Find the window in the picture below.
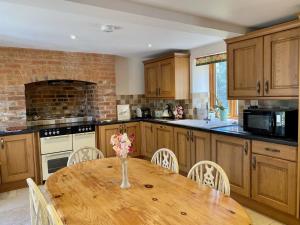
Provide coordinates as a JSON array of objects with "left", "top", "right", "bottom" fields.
[{"left": 209, "top": 61, "right": 238, "bottom": 119}]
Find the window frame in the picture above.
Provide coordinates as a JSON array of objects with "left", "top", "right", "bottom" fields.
[{"left": 209, "top": 62, "right": 238, "bottom": 119}]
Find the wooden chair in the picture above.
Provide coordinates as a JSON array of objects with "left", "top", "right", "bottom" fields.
[
  {"left": 67, "top": 146, "right": 105, "bottom": 166},
  {"left": 47, "top": 204, "right": 64, "bottom": 225},
  {"left": 187, "top": 160, "right": 230, "bottom": 196},
  {"left": 151, "top": 148, "right": 179, "bottom": 173},
  {"left": 26, "top": 178, "right": 49, "bottom": 225}
]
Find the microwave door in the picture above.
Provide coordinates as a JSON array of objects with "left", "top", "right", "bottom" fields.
[{"left": 245, "top": 113, "right": 273, "bottom": 135}]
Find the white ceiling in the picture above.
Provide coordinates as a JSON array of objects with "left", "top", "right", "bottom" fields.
[
  {"left": 129, "top": 0, "right": 300, "bottom": 27},
  {"left": 0, "top": 0, "right": 298, "bottom": 58}
]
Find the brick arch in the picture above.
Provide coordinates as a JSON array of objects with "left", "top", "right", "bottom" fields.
[{"left": 0, "top": 47, "right": 117, "bottom": 127}]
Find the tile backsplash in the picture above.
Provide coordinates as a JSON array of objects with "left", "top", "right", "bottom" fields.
[{"left": 116, "top": 95, "right": 193, "bottom": 118}]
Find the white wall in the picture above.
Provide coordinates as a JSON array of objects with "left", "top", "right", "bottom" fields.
[{"left": 115, "top": 56, "right": 144, "bottom": 95}]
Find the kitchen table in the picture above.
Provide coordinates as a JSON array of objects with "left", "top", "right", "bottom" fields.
[{"left": 46, "top": 158, "right": 251, "bottom": 225}]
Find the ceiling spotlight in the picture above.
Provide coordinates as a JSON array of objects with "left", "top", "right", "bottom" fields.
[
  {"left": 70, "top": 34, "right": 77, "bottom": 40},
  {"left": 100, "top": 24, "right": 121, "bottom": 33},
  {"left": 148, "top": 43, "right": 152, "bottom": 48}
]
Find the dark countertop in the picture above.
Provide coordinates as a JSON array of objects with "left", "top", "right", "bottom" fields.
[{"left": 0, "top": 118, "right": 297, "bottom": 147}]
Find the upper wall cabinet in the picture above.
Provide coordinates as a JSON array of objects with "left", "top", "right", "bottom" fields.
[
  {"left": 226, "top": 20, "right": 300, "bottom": 99},
  {"left": 144, "top": 53, "right": 190, "bottom": 99}
]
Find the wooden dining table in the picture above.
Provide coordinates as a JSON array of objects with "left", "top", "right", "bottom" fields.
[{"left": 46, "top": 158, "right": 251, "bottom": 225}]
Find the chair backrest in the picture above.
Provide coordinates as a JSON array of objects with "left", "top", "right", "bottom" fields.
[
  {"left": 47, "top": 204, "right": 64, "bottom": 225},
  {"left": 187, "top": 160, "right": 230, "bottom": 196},
  {"left": 67, "top": 146, "right": 105, "bottom": 166},
  {"left": 151, "top": 148, "right": 179, "bottom": 173},
  {"left": 26, "top": 178, "right": 49, "bottom": 225}
]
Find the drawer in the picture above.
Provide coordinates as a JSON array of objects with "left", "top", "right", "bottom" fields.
[{"left": 252, "top": 141, "right": 297, "bottom": 161}]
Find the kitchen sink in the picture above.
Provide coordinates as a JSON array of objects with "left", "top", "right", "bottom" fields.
[{"left": 167, "top": 119, "right": 236, "bottom": 129}]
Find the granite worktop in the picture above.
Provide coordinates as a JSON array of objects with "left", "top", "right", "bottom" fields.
[{"left": 0, "top": 118, "right": 297, "bottom": 146}]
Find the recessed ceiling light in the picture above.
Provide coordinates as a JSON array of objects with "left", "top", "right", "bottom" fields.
[
  {"left": 148, "top": 43, "right": 152, "bottom": 48},
  {"left": 100, "top": 24, "right": 121, "bottom": 33},
  {"left": 70, "top": 34, "right": 77, "bottom": 40}
]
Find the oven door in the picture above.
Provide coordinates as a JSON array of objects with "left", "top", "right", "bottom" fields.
[
  {"left": 72, "top": 132, "right": 96, "bottom": 151},
  {"left": 243, "top": 110, "right": 274, "bottom": 135},
  {"left": 42, "top": 151, "right": 72, "bottom": 180}
]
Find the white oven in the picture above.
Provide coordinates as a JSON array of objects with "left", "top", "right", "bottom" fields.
[
  {"left": 41, "top": 150, "right": 72, "bottom": 180},
  {"left": 40, "top": 127, "right": 73, "bottom": 180}
]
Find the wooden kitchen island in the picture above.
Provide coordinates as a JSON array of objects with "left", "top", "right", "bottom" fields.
[{"left": 46, "top": 158, "right": 251, "bottom": 225}]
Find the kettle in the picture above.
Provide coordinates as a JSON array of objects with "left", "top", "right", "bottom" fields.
[{"left": 136, "top": 108, "right": 142, "bottom": 118}]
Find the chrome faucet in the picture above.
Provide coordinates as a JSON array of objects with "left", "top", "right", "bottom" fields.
[{"left": 203, "top": 102, "right": 210, "bottom": 123}]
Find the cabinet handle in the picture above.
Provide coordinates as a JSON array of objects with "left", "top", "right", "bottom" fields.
[
  {"left": 244, "top": 141, "right": 248, "bottom": 155},
  {"left": 265, "top": 80, "right": 269, "bottom": 94},
  {"left": 0, "top": 139, "right": 4, "bottom": 149},
  {"left": 158, "top": 88, "right": 161, "bottom": 96},
  {"left": 190, "top": 131, "right": 194, "bottom": 142},
  {"left": 252, "top": 156, "right": 256, "bottom": 170},
  {"left": 265, "top": 147, "right": 280, "bottom": 153},
  {"left": 256, "top": 80, "right": 260, "bottom": 94},
  {"left": 187, "top": 131, "right": 190, "bottom": 141}
]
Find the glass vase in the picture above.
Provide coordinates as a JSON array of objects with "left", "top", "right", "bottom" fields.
[{"left": 120, "top": 157, "right": 130, "bottom": 189}]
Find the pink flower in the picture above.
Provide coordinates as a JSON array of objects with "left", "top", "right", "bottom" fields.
[{"left": 110, "top": 132, "right": 135, "bottom": 158}]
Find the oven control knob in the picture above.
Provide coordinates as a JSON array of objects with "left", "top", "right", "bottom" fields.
[
  {"left": 49, "top": 132, "right": 52, "bottom": 135},
  {"left": 89, "top": 127, "right": 92, "bottom": 130},
  {"left": 79, "top": 128, "right": 81, "bottom": 132},
  {"left": 53, "top": 131, "right": 56, "bottom": 135},
  {"left": 45, "top": 132, "right": 48, "bottom": 136},
  {"left": 82, "top": 128, "right": 85, "bottom": 131},
  {"left": 57, "top": 130, "right": 60, "bottom": 134}
]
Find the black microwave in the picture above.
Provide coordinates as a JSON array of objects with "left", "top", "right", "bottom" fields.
[{"left": 243, "top": 109, "right": 298, "bottom": 139}]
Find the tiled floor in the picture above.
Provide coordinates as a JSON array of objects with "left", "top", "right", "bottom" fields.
[{"left": 0, "top": 188, "right": 286, "bottom": 225}]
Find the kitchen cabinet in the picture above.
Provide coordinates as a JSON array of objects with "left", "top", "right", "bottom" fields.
[
  {"left": 153, "top": 124, "right": 174, "bottom": 152},
  {"left": 264, "top": 28, "right": 300, "bottom": 97},
  {"left": 143, "top": 53, "right": 190, "bottom": 99},
  {"left": 227, "top": 37, "right": 264, "bottom": 98},
  {"left": 0, "top": 134, "right": 35, "bottom": 184},
  {"left": 144, "top": 62, "right": 159, "bottom": 98},
  {"left": 99, "top": 124, "right": 121, "bottom": 157},
  {"left": 141, "top": 122, "right": 155, "bottom": 158},
  {"left": 174, "top": 128, "right": 211, "bottom": 173},
  {"left": 226, "top": 20, "right": 300, "bottom": 99},
  {"left": 251, "top": 140, "right": 297, "bottom": 215},
  {"left": 211, "top": 134, "right": 251, "bottom": 197},
  {"left": 125, "top": 122, "right": 141, "bottom": 157},
  {"left": 252, "top": 154, "right": 297, "bottom": 215},
  {"left": 99, "top": 123, "right": 141, "bottom": 158}
]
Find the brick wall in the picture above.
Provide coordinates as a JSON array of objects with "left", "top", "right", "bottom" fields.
[
  {"left": 25, "top": 80, "right": 97, "bottom": 120},
  {"left": 0, "top": 47, "right": 116, "bottom": 128}
]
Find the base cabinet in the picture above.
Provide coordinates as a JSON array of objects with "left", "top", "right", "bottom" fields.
[
  {"left": 252, "top": 154, "right": 297, "bottom": 216},
  {"left": 211, "top": 134, "right": 250, "bottom": 197},
  {"left": 153, "top": 124, "right": 174, "bottom": 151},
  {"left": 0, "top": 134, "right": 35, "bottom": 186},
  {"left": 125, "top": 122, "right": 141, "bottom": 157},
  {"left": 174, "top": 128, "right": 211, "bottom": 173},
  {"left": 99, "top": 123, "right": 141, "bottom": 157},
  {"left": 141, "top": 122, "right": 155, "bottom": 158}
]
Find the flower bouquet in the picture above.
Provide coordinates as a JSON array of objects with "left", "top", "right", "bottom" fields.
[{"left": 110, "top": 132, "right": 134, "bottom": 189}]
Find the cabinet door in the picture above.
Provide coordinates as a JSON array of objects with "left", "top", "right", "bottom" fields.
[
  {"left": 125, "top": 122, "right": 141, "bottom": 157},
  {"left": 228, "top": 37, "right": 264, "bottom": 98},
  {"left": 100, "top": 124, "right": 122, "bottom": 157},
  {"left": 144, "top": 62, "right": 159, "bottom": 97},
  {"left": 141, "top": 122, "right": 155, "bottom": 158},
  {"left": 190, "top": 130, "right": 211, "bottom": 166},
  {"left": 158, "top": 58, "right": 175, "bottom": 98},
  {"left": 264, "top": 28, "right": 300, "bottom": 97},
  {"left": 211, "top": 134, "right": 250, "bottom": 197},
  {"left": 153, "top": 124, "right": 174, "bottom": 152},
  {"left": 252, "top": 154, "right": 297, "bottom": 215},
  {"left": 174, "top": 127, "right": 191, "bottom": 173},
  {"left": 0, "top": 134, "right": 35, "bottom": 183}
]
